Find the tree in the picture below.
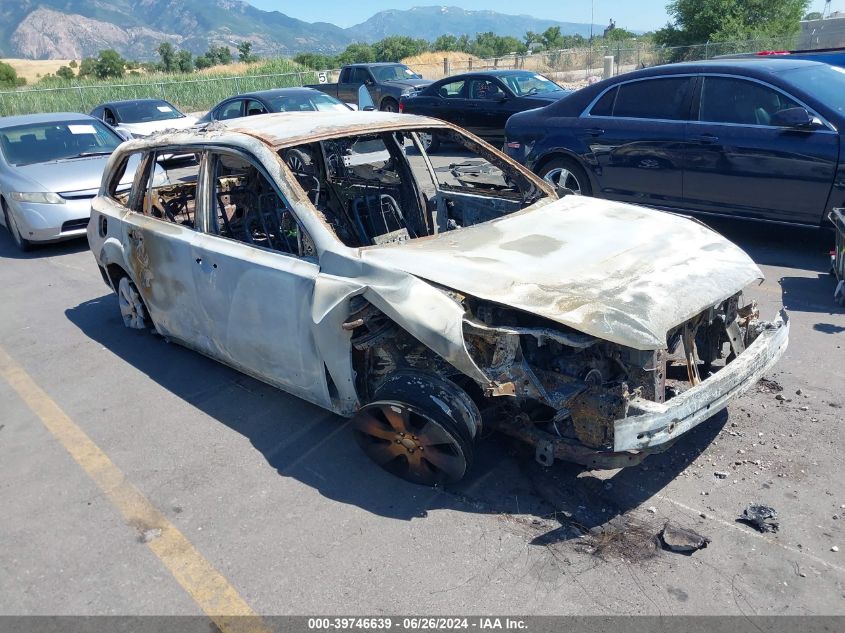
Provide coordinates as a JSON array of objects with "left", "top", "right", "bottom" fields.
[
  {"left": 94, "top": 49, "right": 125, "bottom": 78},
  {"left": 804, "top": 11, "right": 823, "bottom": 20},
  {"left": 373, "top": 36, "right": 429, "bottom": 62},
  {"left": 0, "top": 61, "right": 25, "bottom": 88},
  {"left": 56, "top": 65, "right": 75, "bottom": 80},
  {"left": 471, "top": 32, "right": 525, "bottom": 58},
  {"left": 175, "top": 49, "right": 193, "bottom": 73},
  {"left": 69, "top": 60, "right": 77, "bottom": 68},
  {"left": 237, "top": 41, "right": 257, "bottom": 63},
  {"left": 293, "top": 52, "right": 337, "bottom": 69},
  {"left": 77, "top": 57, "right": 97, "bottom": 78},
  {"left": 541, "top": 26, "right": 564, "bottom": 50},
  {"left": 655, "top": 0, "right": 810, "bottom": 47},
  {"left": 157, "top": 42, "right": 177, "bottom": 71},
  {"left": 336, "top": 42, "right": 375, "bottom": 65},
  {"left": 432, "top": 34, "right": 461, "bottom": 52},
  {"left": 604, "top": 27, "right": 636, "bottom": 41}
]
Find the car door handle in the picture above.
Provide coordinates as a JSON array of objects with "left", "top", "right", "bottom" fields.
[
  {"left": 692, "top": 134, "right": 719, "bottom": 143},
  {"left": 583, "top": 127, "right": 604, "bottom": 136}
]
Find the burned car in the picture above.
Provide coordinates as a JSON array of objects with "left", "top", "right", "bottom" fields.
[{"left": 88, "top": 111, "right": 789, "bottom": 485}]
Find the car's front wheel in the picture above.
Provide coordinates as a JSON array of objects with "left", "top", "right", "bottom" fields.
[
  {"left": 380, "top": 98, "right": 399, "bottom": 113},
  {"left": 351, "top": 371, "right": 480, "bottom": 486},
  {"left": 2, "top": 201, "right": 32, "bottom": 252},
  {"left": 539, "top": 157, "right": 591, "bottom": 196}
]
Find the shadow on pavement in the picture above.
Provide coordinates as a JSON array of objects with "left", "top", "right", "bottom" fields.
[
  {"left": 66, "top": 293, "right": 727, "bottom": 541},
  {"left": 0, "top": 228, "right": 89, "bottom": 260}
]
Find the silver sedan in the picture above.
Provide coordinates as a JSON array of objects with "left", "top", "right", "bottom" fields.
[{"left": 0, "top": 112, "right": 125, "bottom": 251}]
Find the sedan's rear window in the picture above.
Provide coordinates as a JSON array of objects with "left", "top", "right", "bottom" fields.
[{"left": 612, "top": 78, "right": 692, "bottom": 120}]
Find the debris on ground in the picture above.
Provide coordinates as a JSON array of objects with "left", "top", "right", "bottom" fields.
[
  {"left": 715, "top": 471, "right": 729, "bottom": 479},
  {"left": 738, "top": 504, "right": 780, "bottom": 533},
  {"left": 578, "top": 515, "right": 661, "bottom": 562},
  {"left": 660, "top": 522, "right": 710, "bottom": 554},
  {"left": 832, "top": 546, "right": 840, "bottom": 552},
  {"left": 757, "top": 378, "right": 783, "bottom": 393}
]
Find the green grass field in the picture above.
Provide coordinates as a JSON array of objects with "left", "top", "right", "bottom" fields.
[{"left": 0, "top": 59, "right": 322, "bottom": 117}]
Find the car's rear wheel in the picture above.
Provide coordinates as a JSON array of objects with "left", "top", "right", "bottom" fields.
[
  {"left": 2, "top": 202, "right": 32, "bottom": 252},
  {"left": 380, "top": 98, "right": 399, "bottom": 113},
  {"left": 539, "top": 157, "right": 591, "bottom": 196},
  {"left": 351, "top": 371, "right": 479, "bottom": 486},
  {"left": 117, "top": 276, "right": 149, "bottom": 329}
]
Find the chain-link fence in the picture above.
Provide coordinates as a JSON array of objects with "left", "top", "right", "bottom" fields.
[
  {"left": 0, "top": 36, "right": 807, "bottom": 117},
  {"left": 0, "top": 70, "right": 322, "bottom": 117},
  {"left": 410, "top": 36, "right": 802, "bottom": 85}
]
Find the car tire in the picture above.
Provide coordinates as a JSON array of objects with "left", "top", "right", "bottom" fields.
[
  {"left": 419, "top": 132, "right": 440, "bottom": 153},
  {"left": 283, "top": 148, "right": 313, "bottom": 174},
  {"left": 2, "top": 201, "right": 32, "bottom": 252},
  {"left": 538, "top": 157, "right": 592, "bottom": 196},
  {"left": 380, "top": 98, "right": 399, "bottom": 113},
  {"left": 117, "top": 276, "right": 151, "bottom": 330},
  {"left": 351, "top": 370, "right": 480, "bottom": 486}
]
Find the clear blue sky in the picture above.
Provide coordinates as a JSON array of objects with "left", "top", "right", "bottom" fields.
[{"left": 248, "top": 1, "right": 840, "bottom": 32}]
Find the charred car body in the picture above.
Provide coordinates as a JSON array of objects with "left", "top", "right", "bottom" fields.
[{"left": 88, "top": 111, "right": 789, "bottom": 485}]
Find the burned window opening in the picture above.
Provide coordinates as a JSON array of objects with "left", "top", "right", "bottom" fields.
[
  {"left": 280, "top": 127, "right": 548, "bottom": 248},
  {"left": 211, "top": 152, "right": 316, "bottom": 259},
  {"left": 142, "top": 151, "right": 200, "bottom": 228}
]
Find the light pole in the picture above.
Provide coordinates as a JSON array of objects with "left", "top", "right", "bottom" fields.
[{"left": 590, "top": 0, "right": 595, "bottom": 41}]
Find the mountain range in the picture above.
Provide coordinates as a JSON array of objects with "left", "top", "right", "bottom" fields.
[{"left": 0, "top": 2, "right": 600, "bottom": 60}]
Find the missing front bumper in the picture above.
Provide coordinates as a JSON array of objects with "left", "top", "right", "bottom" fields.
[{"left": 492, "top": 310, "right": 789, "bottom": 470}]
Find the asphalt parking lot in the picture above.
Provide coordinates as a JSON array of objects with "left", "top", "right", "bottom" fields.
[{"left": 1, "top": 186, "right": 844, "bottom": 618}]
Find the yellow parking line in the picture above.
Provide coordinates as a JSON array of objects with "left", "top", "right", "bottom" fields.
[{"left": 0, "top": 344, "right": 270, "bottom": 633}]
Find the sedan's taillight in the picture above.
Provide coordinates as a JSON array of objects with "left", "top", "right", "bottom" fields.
[{"left": 399, "top": 102, "right": 405, "bottom": 113}]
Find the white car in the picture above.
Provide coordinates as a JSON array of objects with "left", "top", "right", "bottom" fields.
[
  {"left": 87, "top": 111, "right": 789, "bottom": 485},
  {"left": 90, "top": 99, "right": 198, "bottom": 139}
]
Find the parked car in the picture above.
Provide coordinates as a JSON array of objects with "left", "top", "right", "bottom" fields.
[
  {"left": 400, "top": 70, "right": 572, "bottom": 150},
  {"left": 88, "top": 111, "right": 788, "bottom": 485},
  {"left": 307, "top": 63, "right": 431, "bottom": 112},
  {"left": 505, "top": 58, "right": 845, "bottom": 226},
  {"left": 195, "top": 88, "right": 354, "bottom": 124},
  {"left": 0, "top": 113, "right": 131, "bottom": 251},
  {"left": 90, "top": 99, "right": 198, "bottom": 139}
]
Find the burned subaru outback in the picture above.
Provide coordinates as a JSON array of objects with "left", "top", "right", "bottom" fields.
[{"left": 88, "top": 111, "right": 789, "bottom": 485}]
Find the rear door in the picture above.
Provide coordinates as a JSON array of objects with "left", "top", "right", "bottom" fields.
[
  {"left": 682, "top": 75, "right": 838, "bottom": 224},
  {"left": 415, "top": 78, "right": 467, "bottom": 126},
  {"left": 122, "top": 150, "right": 209, "bottom": 351},
  {"left": 579, "top": 76, "right": 693, "bottom": 206}
]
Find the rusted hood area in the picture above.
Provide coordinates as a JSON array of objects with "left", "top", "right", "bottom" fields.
[{"left": 360, "top": 197, "right": 763, "bottom": 350}]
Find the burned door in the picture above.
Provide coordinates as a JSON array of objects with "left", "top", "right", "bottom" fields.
[{"left": 190, "top": 150, "right": 330, "bottom": 406}]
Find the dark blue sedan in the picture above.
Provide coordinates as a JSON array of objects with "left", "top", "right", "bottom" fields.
[
  {"left": 504, "top": 58, "right": 845, "bottom": 226},
  {"left": 400, "top": 70, "right": 571, "bottom": 150}
]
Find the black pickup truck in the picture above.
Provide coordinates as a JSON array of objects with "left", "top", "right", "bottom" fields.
[{"left": 308, "top": 63, "right": 432, "bottom": 112}]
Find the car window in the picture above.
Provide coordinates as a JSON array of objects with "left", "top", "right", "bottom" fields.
[
  {"left": 699, "top": 76, "right": 801, "bottom": 126},
  {"left": 106, "top": 151, "right": 145, "bottom": 208},
  {"left": 210, "top": 152, "right": 314, "bottom": 258},
  {"left": 245, "top": 100, "right": 268, "bottom": 116},
  {"left": 468, "top": 79, "right": 506, "bottom": 101},
  {"left": 104, "top": 108, "right": 118, "bottom": 125},
  {"left": 348, "top": 68, "right": 370, "bottom": 84},
  {"left": 501, "top": 73, "right": 563, "bottom": 97},
  {"left": 141, "top": 151, "right": 200, "bottom": 228},
  {"left": 590, "top": 86, "right": 618, "bottom": 116},
  {"left": 613, "top": 78, "right": 692, "bottom": 120},
  {"left": 217, "top": 100, "right": 244, "bottom": 121},
  {"left": 0, "top": 119, "right": 122, "bottom": 166},
  {"left": 114, "top": 100, "right": 183, "bottom": 123},
  {"left": 436, "top": 80, "right": 465, "bottom": 98}
]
